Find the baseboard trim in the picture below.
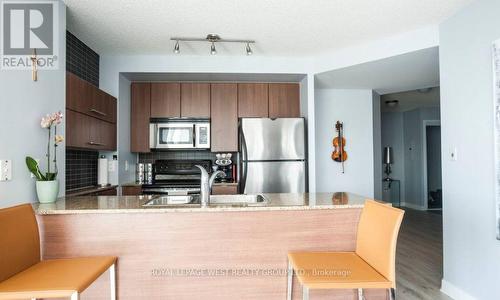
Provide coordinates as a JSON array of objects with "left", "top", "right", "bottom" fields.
[
  {"left": 400, "top": 202, "right": 426, "bottom": 210},
  {"left": 441, "top": 280, "right": 477, "bottom": 300}
]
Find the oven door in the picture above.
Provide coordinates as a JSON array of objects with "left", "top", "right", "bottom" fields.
[{"left": 152, "top": 123, "right": 196, "bottom": 149}]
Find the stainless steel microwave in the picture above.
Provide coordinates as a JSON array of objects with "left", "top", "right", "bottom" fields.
[{"left": 149, "top": 120, "right": 210, "bottom": 150}]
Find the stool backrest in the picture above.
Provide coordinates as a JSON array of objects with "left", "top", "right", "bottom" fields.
[
  {"left": 0, "top": 204, "right": 41, "bottom": 282},
  {"left": 355, "top": 200, "right": 404, "bottom": 287}
]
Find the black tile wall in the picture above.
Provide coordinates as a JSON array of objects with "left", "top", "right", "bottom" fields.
[
  {"left": 66, "top": 31, "right": 99, "bottom": 87},
  {"left": 66, "top": 32, "right": 100, "bottom": 190},
  {"left": 65, "top": 150, "right": 99, "bottom": 191}
]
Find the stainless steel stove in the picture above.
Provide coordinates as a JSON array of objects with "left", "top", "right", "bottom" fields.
[{"left": 141, "top": 160, "right": 211, "bottom": 195}]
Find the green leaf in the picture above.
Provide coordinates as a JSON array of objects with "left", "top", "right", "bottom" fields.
[
  {"left": 26, "top": 156, "right": 46, "bottom": 181},
  {"left": 45, "top": 172, "right": 57, "bottom": 181}
]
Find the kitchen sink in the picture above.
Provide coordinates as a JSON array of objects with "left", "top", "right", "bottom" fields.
[
  {"left": 142, "top": 195, "right": 200, "bottom": 207},
  {"left": 143, "top": 194, "right": 268, "bottom": 207},
  {"left": 209, "top": 194, "right": 269, "bottom": 206}
]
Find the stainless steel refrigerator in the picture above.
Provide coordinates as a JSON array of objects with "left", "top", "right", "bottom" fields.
[{"left": 239, "top": 118, "right": 307, "bottom": 194}]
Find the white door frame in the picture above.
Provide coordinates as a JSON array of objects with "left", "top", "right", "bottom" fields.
[{"left": 422, "top": 120, "right": 441, "bottom": 210}]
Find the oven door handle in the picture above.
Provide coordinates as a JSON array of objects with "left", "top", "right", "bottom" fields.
[{"left": 193, "top": 124, "right": 197, "bottom": 148}]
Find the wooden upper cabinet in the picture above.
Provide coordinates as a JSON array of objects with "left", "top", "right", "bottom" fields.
[
  {"left": 131, "top": 83, "right": 151, "bottom": 153},
  {"left": 66, "top": 72, "right": 117, "bottom": 123},
  {"left": 210, "top": 84, "right": 238, "bottom": 152},
  {"left": 66, "top": 109, "right": 116, "bottom": 151},
  {"left": 66, "top": 109, "right": 90, "bottom": 149},
  {"left": 66, "top": 72, "right": 92, "bottom": 113},
  {"left": 181, "top": 83, "right": 210, "bottom": 118},
  {"left": 268, "top": 83, "right": 300, "bottom": 118},
  {"left": 90, "top": 88, "right": 117, "bottom": 123},
  {"left": 150, "top": 83, "right": 181, "bottom": 118},
  {"left": 238, "top": 83, "right": 269, "bottom": 117}
]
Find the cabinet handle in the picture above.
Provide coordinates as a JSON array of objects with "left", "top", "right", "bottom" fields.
[
  {"left": 89, "top": 108, "right": 107, "bottom": 116},
  {"left": 88, "top": 141, "right": 104, "bottom": 146}
]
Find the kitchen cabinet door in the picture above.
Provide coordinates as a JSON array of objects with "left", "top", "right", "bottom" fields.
[
  {"left": 211, "top": 83, "right": 238, "bottom": 152},
  {"left": 67, "top": 72, "right": 117, "bottom": 123},
  {"left": 151, "top": 83, "right": 181, "bottom": 118},
  {"left": 268, "top": 83, "right": 300, "bottom": 118},
  {"left": 238, "top": 83, "right": 269, "bottom": 117},
  {"left": 90, "top": 88, "right": 117, "bottom": 123},
  {"left": 66, "top": 109, "right": 90, "bottom": 149},
  {"left": 89, "top": 118, "right": 117, "bottom": 151},
  {"left": 181, "top": 83, "right": 210, "bottom": 118},
  {"left": 67, "top": 109, "right": 116, "bottom": 151},
  {"left": 212, "top": 185, "right": 238, "bottom": 195},
  {"left": 131, "top": 83, "right": 151, "bottom": 153},
  {"left": 66, "top": 72, "right": 92, "bottom": 113},
  {"left": 122, "top": 186, "right": 142, "bottom": 196}
]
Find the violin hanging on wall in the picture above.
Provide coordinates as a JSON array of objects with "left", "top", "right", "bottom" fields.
[{"left": 331, "top": 121, "right": 348, "bottom": 173}]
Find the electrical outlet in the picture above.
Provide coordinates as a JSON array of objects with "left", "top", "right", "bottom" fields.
[
  {"left": 0, "top": 160, "right": 12, "bottom": 181},
  {"left": 125, "top": 160, "right": 129, "bottom": 171}
]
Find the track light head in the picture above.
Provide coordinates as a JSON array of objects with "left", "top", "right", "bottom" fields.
[
  {"left": 173, "top": 41, "right": 180, "bottom": 54},
  {"left": 210, "top": 42, "right": 217, "bottom": 55},
  {"left": 246, "top": 43, "right": 253, "bottom": 56}
]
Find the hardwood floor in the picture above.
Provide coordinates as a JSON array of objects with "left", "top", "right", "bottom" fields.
[{"left": 396, "top": 208, "right": 451, "bottom": 300}]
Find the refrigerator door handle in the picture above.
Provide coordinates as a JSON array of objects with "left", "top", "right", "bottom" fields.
[{"left": 240, "top": 127, "right": 248, "bottom": 193}]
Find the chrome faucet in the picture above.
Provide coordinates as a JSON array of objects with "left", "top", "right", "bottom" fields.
[{"left": 195, "top": 165, "right": 225, "bottom": 207}]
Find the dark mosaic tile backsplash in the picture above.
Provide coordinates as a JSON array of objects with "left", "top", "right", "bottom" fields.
[
  {"left": 66, "top": 31, "right": 99, "bottom": 87},
  {"left": 66, "top": 150, "right": 98, "bottom": 191}
]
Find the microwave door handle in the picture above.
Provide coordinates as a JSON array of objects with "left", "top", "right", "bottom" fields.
[{"left": 193, "top": 124, "right": 197, "bottom": 148}]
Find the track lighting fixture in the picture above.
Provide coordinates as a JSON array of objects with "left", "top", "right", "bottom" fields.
[
  {"left": 210, "top": 42, "right": 217, "bottom": 55},
  {"left": 173, "top": 40, "right": 180, "bottom": 54},
  {"left": 171, "top": 34, "right": 255, "bottom": 56},
  {"left": 246, "top": 43, "right": 253, "bottom": 55}
]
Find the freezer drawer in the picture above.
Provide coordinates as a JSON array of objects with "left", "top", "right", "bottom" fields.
[
  {"left": 242, "top": 161, "right": 306, "bottom": 194},
  {"left": 241, "top": 118, "right": 305, "bottom": 161}
]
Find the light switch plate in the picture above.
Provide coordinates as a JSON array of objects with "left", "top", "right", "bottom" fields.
[{"left": 0, "top": 160, "right": 12, "bottom": 181}]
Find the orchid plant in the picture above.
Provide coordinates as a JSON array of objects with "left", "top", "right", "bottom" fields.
[{"left": 26, "top": 112, "right": 64, "bottom": 181}]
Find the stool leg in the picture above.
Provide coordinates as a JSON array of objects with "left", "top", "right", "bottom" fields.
[
  {"left": 302, "top": 286, "right": 309, "bottom": 300},
  {"left": 389, "top": 288, "right": 396, "bottom": 300},
  {"left": 110, "top": 263, "right": 116, "bottom": 300},
  {"left": 357, "top": 288, "right": 364, "bottom": 300},
  {"left": 287, "top": 260, "right": 293, "bottom": 300},
  {"left": 70, "top": 292, "right": 79, "bottom": 300}
]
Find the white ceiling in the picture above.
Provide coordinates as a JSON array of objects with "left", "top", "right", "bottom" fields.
[
  {"left": 64, "top": 0, "right": 471, "bottom": 57},
  {"left": 314, "top": 46, "right": 439, "bottom": 94},
  {"left": 381, "top": 87, "right": 440, "bottom": 112}
]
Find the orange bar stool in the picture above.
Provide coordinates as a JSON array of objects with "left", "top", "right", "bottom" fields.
[
  {"left": 0, "top": 204, "right": 117, "bottom": 300},
  {"left": 287, "top": 200, "right": 404, "bottom": 300}
]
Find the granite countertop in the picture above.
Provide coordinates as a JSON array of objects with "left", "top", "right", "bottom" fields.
[
  {"left": 66, "top": 185, "right": 118, "bottom": 197},
  {"left": 33, "top": 192, "right": 372, "bottom": 215}
]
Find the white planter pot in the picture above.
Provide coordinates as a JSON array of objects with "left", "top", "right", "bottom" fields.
[{"left": 36, "top": 180, "right": 59, "bottom": 203}]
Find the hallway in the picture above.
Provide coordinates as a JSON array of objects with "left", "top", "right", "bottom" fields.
[{"left": 396, "top": 209, "right": 450, "bottom": 299}]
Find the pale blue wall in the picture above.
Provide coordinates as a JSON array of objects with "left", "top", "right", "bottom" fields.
[
  {"left": 314, "top": 89, "right": 375, "bottom": 197},
  {"left": 403, "top": 107, "right": 440, "bottom": 208},
  {"left": 381, "top": 112, "right": 405, "bottom": 202},
  {"left": 440, "top": 0, "right": 500, "bottom": 298},
  {"left": 117, "top": 75, "right": 137, "bottom": 184},
  {"left": 372, "top": 91, "right": 382, "bottom": 199},
  {"left": 0, "top": 1, "right": 66, "bottom": 207}
]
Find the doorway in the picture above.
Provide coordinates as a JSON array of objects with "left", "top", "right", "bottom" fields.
[{"left": 423, "top": 121, "right": 442, "bottom": 210}]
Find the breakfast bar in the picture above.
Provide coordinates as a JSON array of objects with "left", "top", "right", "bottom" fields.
[{"left": 32, "top": 193, "right": 388, "bottom": 300}]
